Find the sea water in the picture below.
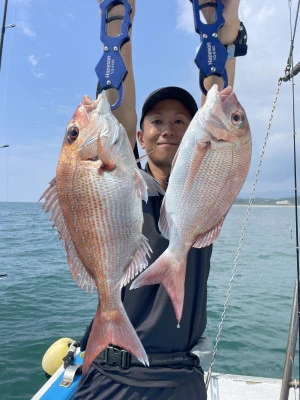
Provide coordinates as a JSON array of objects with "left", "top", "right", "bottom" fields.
[{"left": 0, "top": 202, "right": 298, "bottom": 399}]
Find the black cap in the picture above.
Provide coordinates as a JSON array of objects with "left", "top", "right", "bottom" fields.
[{"left": 140, "top": 86, "right": 198, "bottom": 128}]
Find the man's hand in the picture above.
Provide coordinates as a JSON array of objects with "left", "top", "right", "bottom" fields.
[{"left": 199, "top": 0, "right": 240, "bottom": 45}]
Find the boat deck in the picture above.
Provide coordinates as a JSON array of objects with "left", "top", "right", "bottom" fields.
[{"left": 207, "top": 372, "right": 299, "bottom": 400}]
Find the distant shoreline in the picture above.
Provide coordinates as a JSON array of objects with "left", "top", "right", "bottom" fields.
[
  {"left": 235, "top": 197, "right": 299, "bottom": 207},
  {"left": 233, "top": 204, "right": 299, "bottom": 208}
]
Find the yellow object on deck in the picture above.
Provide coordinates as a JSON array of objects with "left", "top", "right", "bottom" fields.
[{"left": 42, "top": 337, "right": 73, "bottom": 376}]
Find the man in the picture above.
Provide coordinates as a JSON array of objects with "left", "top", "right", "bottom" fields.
[{"left": 73, "top": 1, "right": 243, "bottom": 398}]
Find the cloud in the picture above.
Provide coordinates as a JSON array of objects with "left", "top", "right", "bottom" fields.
[
  {"left": 17, "top": 20, "right": 36, "bottom": 37},
  {"left": 15, "top": 0, "right": 36, "bottom": 37},
  {"left": 27, "top": 54, "right": 44, "bottom": 78},
  {"left": 257, "top": 5, "right": 276, "bottom": 24},
  {"left": 176, "top": 0, "right": 194, "bottom": 34},
  {"left": 32, "top": 70, "right": 44, "bottom": 78},
  {"left": 28, "top": 54, "right": 38, "bottom": 66}
]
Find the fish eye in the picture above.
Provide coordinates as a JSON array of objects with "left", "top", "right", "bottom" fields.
[
  {"left": 231, "top": 112, "right": 243, "bottom": 126},
  {"left": 67, "top": 126, "right": 80, "bottom": 143}
]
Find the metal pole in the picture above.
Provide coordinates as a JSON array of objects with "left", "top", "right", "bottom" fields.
[
  {"left": 0, "top": 0, "right": 9, "bottom": 72},
  {"left": 280, "top": 282, "right": 299, "bottom": 400}
]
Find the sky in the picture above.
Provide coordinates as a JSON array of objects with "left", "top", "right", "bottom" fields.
[{"left": 0, "top": 0, "right": 299, "bottom": 202}]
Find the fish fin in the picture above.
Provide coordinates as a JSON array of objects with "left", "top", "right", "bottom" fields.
[
  {"left": 158, "top": 197, "right": 170, "bottom": 239},
  {"left": 38, "top": 177, "right": 57, "bottom": 204},
  {"left": 82, "top": 303, "right": 149, "bottom": 373},
  {"left": 38, "top": 178, "right": 96, "bottom": 291},
  {"left": 192, "top": 216, "right": 226, "bottom": 248},
  {"left": 134, "top": 169, "right": 148, "bottom": 202},
  {"left": 130, "top": 249, "right": 187, "bottom": 324},
  {"left": 139, "top": 169, "right": 165, "bottom": 197},
  {"left": 120, "top": 235, "right": 152, "bottom": 287}
]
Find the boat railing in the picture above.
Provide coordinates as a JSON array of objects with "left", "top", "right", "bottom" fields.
[{"left": 280, "top": 281, "right": 299, "bottom": 400}]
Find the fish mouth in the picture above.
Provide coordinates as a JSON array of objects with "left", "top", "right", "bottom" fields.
[
  {"left": 80, "top": 93, "right": 110, "bottom": 117},
  {"left": 218, "top": 86, "right": 240, "bottom": 114},
  {"left": 206, "top": 89, "right": 227, "bottom": 130},
  {"left": 80, "top": 95, "right": 99, "bottom": 114},
  {"left": 207, "top": 85, "right": 235, "bottom": 105},
  {"left": 219, "top": 86, "right": 234, "bottom": 102},
  {"left": 205, "top": 85, "right": 238, "bottom": 134}
]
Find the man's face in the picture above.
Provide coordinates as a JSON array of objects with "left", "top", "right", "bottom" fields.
[{"left": 137, "top": 99, "right": 193, "bottom": 170}]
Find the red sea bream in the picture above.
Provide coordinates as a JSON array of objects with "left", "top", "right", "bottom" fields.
[
  {"left": 39, "top": 94, "right": 163, "bottom": 372},
  {"left": 131, "top": 85, "right": 252, "bottom": 325}
]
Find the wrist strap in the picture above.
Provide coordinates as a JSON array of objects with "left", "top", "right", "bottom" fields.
[{"left": 225, "top": 21, "right": 248, "bottom": 59}]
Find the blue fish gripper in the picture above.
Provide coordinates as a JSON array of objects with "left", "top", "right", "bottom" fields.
[
  {"left": 95, "top": 0, "right": 132, "bottom": 110},
  {"left": 190, "top": 0, "right": 228, "bottom": 95}
]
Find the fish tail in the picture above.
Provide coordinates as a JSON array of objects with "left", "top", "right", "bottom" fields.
[
  {"left": 82, "top": 304, "right": 148, "bottom": 373},
  {"left": 130, "top": 249, "right": 187, "bottom": 324}
]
